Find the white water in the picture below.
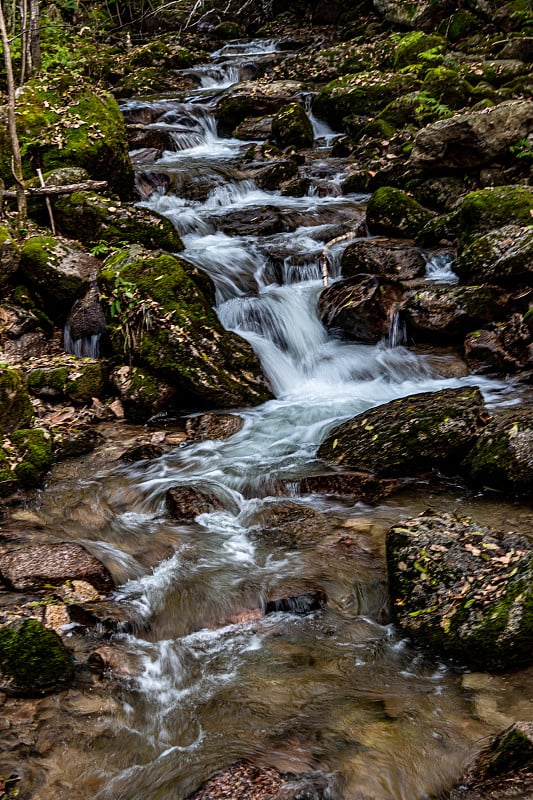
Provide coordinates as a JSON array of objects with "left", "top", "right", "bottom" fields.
[{"left": 425, "top": 251, "right": 459, "bottom": 283}]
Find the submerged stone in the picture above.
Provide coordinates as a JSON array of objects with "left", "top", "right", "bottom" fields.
[
  {"left": 165, "top": 485, "right": 227, "bottom": 520},
  {"left": 387, "top": 511, "right": 533, "bottom": 670}
]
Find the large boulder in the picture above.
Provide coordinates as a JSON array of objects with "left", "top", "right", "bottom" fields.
[
  {"left": 0, "top": 542, "right": 114, "bottom": 593},
  {"left": 19, "top": 236, "right": 99, "bottom": 321},
  {"left": 318, "top": 387, "right": 485, "bottom": 475},
  {"left": 99, "top": 246, "right": 272, "bottom": 408},
  {"left": 215, "top": 80, "right": 304, "bottom": 135},
  {"left": 0, "top": 366, "right": 34, "bottom": 434},
  {"left": 464, "top": 313, "right": 533, "bottom": 375},
  {"left": 409, "top": 100, "right": 533, "bottom": 170},
  {"left": 462, "top": 409, "right": 533, "bottom": 495},
  {"left": 455, "top": 186, "right": 533, "bottom": 248},
  {"left": 454, "top": 224, "right": 533, "bottom": 285},
  {"left": 402, "top": 285, "right": 509, "bottom": 342},
  {"left": 0, "top": 619, "right": 74, "bottom": 696},
  {"left": 0, "top": 79, "right": 133, "bottom": 198},
  {"left": 341, "top": 238, "right": 427, "bottom": 281},
  {"left": 387, "top": 511, "right": 533, "bottom": 670},
  {"left": 373, "top": 0, "right": 457, "bottom": 29},
  {"left": 111, "top": 365, "right": 176, "bottom": 423},
  {"left": 271, "top": 103, "right": 314, "bottom": 149},
  {"left": 317, "top": 274, "right": 405, "bottom": 343},
  {"left": 366, "top": 187, "right": 435, "bottom": 238}
]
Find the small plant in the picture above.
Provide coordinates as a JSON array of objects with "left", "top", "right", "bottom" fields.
[
  {"left": 101, "top": 276, "right": 158, "bottom": 359},
  {"left": 414, "top": 90, "right": 451, "bottom": 120},
  {"left": 510, "top": 137, "right": 533, "bottom": 161}
]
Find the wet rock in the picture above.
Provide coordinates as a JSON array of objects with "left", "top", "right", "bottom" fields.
[
  {"left": 125, "top": 124, "right": 176, "bottom": 152},
  {"left": 341, "top": 238, "right": 427, "bottom": 281},
  {"left": 215, "top": 80, "right": 304, "bottom": 135},
  {"left": 409, "top": 100, "right": 533, "bottom": 170},
  {"left": 19, "top": 236, "right": 99, "bottom": 322},
  {"left": 454, "top": 224, "right": 533, "bottom": 286},
  {"left": 99, "top": 246, "right": 272, "bottom": 408},
  {"left": 209, "top": 204, "right": 291, "bottom": 236},
  {"left": 317, "top": 274, "right": 405, "bottom": 344},
  {"left": 53, "top": 191, "right": 184, "bottom": 252},
  {"left": 67, "top": 601, "right": 134, "bottom": 634},
  {"left": 298, "top": 472, "right": 402, "bottom": 504},
  {"left": 464, "top": 314, "right": 533, "bottom": 375},
  {"left": 26, "top": 356, "right": 107, "bottom": 404},
  {"left": 185, "top": 413, "right": 243, "bottom": 442},
  {"left": 402, "top": 285, "right": 509, "bottom": 343},
  {"left": 366, "top": 187, "right": 435, "bottom": 239},
  {"left": 245, "top": 501, "right": 327, "bottom": 548},
  {"left": 265, "top": 590, "right": 327, "bottom": 615},
  {"left": 462, "top": 409, "right": 533, "bottom": 495},
  {"left": 373, "top": 0, "right": 456, "bottom": 29},
  {"left": 111, "top": 365, "right": 176, "bottom": 423},
  {"left": 0, "top": 366, "right": 34, "bottom": 434},
  {"left": 0, "top": 543, "right": 114, "bottom": 594},
  {"left": 448, "top": 721, "right": 533, "bottom": 800},
  {"left": 0, "top": 428, "right": 53, "bottom": 494},
  {"left": 387, "top": 511, "right": 533, "bottom": 670},
  {"left": 52, "top": 426, "right": 102, "bottom": 461},
  {"left": 65, "top": 285, "right": 107, "bottom": 350},
  {"left": 233, "top": 116, "right": 273, "bottom": 140},
  {"left": 0, "top": 619, "right": 74, "bottom": 696},
  {"left": 455, "top": 186, "right": 533, "bottom": 248},
  {"left": 188, "top": 760, "right": 286, "bottom": 800},
  {"left": 271, "top": 102, "right": 314, "bottom": 149},
  {"left": 318, "top": 387, "right": 486, "bottom": 476},
  {"left": 253, "top": 159, "right": 299, "bottom": 191},
  {"left": 165, "top": 485, "right": 226, "bottom": 520}
]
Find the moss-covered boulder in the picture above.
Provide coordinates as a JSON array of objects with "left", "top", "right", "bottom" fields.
[
  {"left": 0, "top": 226, "right": 20, "bottom": 292},
  {"left": 421, "top": 66, "right": 472, "bottom": 109},
  {"left": 26, "top": 356, "right": 107, "bottom": 404},
  {"left": 393, "top": 32, "right": 446, "bottom": 70},
  {"left": 409, "top": 100, "right": 533, "bottom": 169},
  {"left": 2, "top": 428, "right": 53, "bottom": 490},
  {"left": 99, "top": 246, "right": 272, "bottom": 408},
  {"left": 20, "top": 236, "right": 99, "bottom": 321},
  {"left": 215, "top": 81, "right": 304, "bottom": 135},
  {"left": 386, "top": 511, "right": 533, "bottom": 670},
  {"left": 402, "top": 285, "right": 509, "bottom": 342},
  {"left": 53, "top": 192, "right": 183, "bottom": 252},
  {"left": 318, "top": 387, "right": 485, "bottom": 476},
  {"left": 111, "top": 365, "right": 176, "bottom": 422},
  {"left": 313, "top": 72, "right": 419, "bottom": 130},
  {"left": 454, "top": 224, "right": 533, "bottom": 286},
  {"left": 366, "top": 187, "right": 435, "bottom": 238},
  {"left": 456, "top": 186, "right": 533, "bottom": 247},
  {"left": 0, "top": 366, "right": 34, "bottom": 434},
  {"left": 462, "top": 409, "right": 533, "bottom": 495},
  {"left": 0, "top": 78, "right": 133, "bottom": 198},
  {"left": 379, "top": 91, "right": 453, "bottom": 129},
  {"left": 271, "top": 103, "right": 313, "bottom": 149},
  {"left": 0, "top": 619, "right": 74, "bottom": 696}
]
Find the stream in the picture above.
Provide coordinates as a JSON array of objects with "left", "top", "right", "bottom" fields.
[{"left": 12, "top": 39, "right": 533, "bottom": 800}]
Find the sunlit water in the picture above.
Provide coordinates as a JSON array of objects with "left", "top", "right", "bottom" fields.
[{"left": 14, "top": 39, "right": 533, "bottom": 800}]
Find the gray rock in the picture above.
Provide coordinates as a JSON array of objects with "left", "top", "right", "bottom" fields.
[{"left": 341, "top": 238, "right": 427, "bottom": 281}]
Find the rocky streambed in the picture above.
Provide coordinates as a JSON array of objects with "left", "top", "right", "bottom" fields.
[{"left": 0, "top": 2, "right": 533, "bottom": 798}]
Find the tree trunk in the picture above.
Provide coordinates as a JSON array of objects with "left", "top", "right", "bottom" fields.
[
  {"left": 0, "top": 0, "right": 27, "bottom": 222},
  {"left": 29, "top": 0, "right": 40, "bottom": 72}
]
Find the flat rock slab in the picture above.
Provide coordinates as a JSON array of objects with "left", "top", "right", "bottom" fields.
[
  {"left": 0, "top": 543, "right": 114, "bottom": 594},
  {"left": 387, "top": 511, "right": 533, "bottom": 670}
]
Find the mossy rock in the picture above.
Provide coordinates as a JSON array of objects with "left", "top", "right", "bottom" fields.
[
  {"left": 0, "top": 78, "right": 133, "bottom": 198},
  {"left": 53, "top": 191, "right": 183, "bottom": 252},
  {"left": 379, "top": 91, "right": 453, "bottom": 129},
  {"left": 20, "top": 236, "right": 98, "bottom": 320},
  {"left": 215, "top": 81, "right": 303, "bottom": 135},
  {"left": 454, "top": 224, "right": 533, "bottom": 285},
  {"left": 0, "top": 226, "right": 20, "bottom": 292},
  {"left": 99, "top": 246, "right": 272, "bottom": 409},
  {"left": 211, "top": 21, "right": 242, "bottom": 39},
  {"left": 387, "top": 511, "right": 533, "bottom": 670},
  {"left": 26, "top": 357, "right": 107, "bottom": 404},
  {"left": 318, "top": 387, "right": 485, "bottom": 476},
  {"left": 439, "top": 10, "right": 478, "bottom": 42},
  {"left": 313, "top": 71, "right": 419, "bottom": 130},
  {"left": 393, "top": 32, "right": 446, "bottom": 69},
  {"left": 111, "top": 365, "right": 176, "bottom": 423},
  {"left": 8, "top": 428, "right": 53, "bottom": 488},
  {"left": 366, "top": 187, "right": 435, "bottom": 238},
  {"left": 421, "top": 66, "right": 472, "bottom": 109},
  {"left": 457, "top": 185, "right": 533, "bottom": 247},
  {"left": 271, "top": 103, "right": 314, "bottom": 149},
  {"left": 462, "top": 410, "right": 533, "bottom": 495},
  {"left": 0, "top": 619, "right": 74, "bottom": 696},
  {"left": 0, "top": 366, "right": 34, "bottom": 435}
]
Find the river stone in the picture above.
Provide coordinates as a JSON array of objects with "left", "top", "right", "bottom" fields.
[
  {"left": 409, "top": 100, "right": 533, "bottom": 169},
  {"left": 455, "top": 186, "right": 533, "bottom": 248},
  {"left": 20, "top": 236, "right": 99, "bottom": 320},
  {"left": 464, "top": 314, "right": 533, "bottom": 375},
  {"left": 185, "top": 413, "right": 243, "bottom": 442},
  {"left": 233, "top": 115, "right": 273, "bottom": 140},
  {"left": 387, "top": 511, "right": 533, "bottom": 670},
  {"left": 0, "top": 543, "right": 114, "bottom": 594},
  {"left": 448, "top": 721, "right": 533, "bottom": 800},
  {"left": 341, "top": 238, "right": 427, "bottom": 281},
  {"left": 271, "top": 102, "right": 314, "bottom": 149},
  {"left": 99, "top": 246, "right": 272, "bottom": 408},
  {"left": 366, "top": 187, "right": 435, "bottom": 239},
  {"left": 265, "top": 589, "right": 326, "bottom": 615},
  {"left": 65, "top": 285, "right": 107, "bottom": 344},
  {"left": 0, "top": 619, "right": 74, "bottom": 696},
  {"left": 111, "top": 365, "right": 176, "bottom": 423},
  {"left": 318, "top": 387, "right": 486, "bottom": 476},
  {"left": 245, "top": 501, "right": 328, "bottom": 549},
  {"left": 0, "top": 366, "right": 34, "bottom": 435},
  {"left": 215, "top": 80, "right": 304, "bottom": 135},
  {"left": 453, "top": 224, "right": 533, "bottom": 286},
  {"left": 297, "top": 472, "right": 402, "bottom": 504},
  {"left": 318, "top": 274, "right": 406, "bottom": 344},
  {"left": 165, "top": 486, "right": 226, "bottom": 520},
  {"left": 253, "top": 159, "right": 299, "bottom": 191},
  {"left": 462, "top": 409, "right": 533, "bottom": 495},
  {"left": 26, "top": 356, "right": 106, "bottom": 404},
  {"left": 0, "top": 428, "right": 52, "bottom": 493},
  {"left": 402, "top": 285, "right": 509, "bottom": 343}
]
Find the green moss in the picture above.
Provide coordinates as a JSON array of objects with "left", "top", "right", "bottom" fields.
[
  {"left": 366, "top": 186, "right": 435, "bottom": 238},
  {"left": 10, "top": 428, "right": 53, "bottom": 487},
  {"left": 0, "top": 619, "right": 73, "bottom": 695},
  {"left": 458, "top": 186, "right": 533, "bottom": 246},
  {"left": 393, "top": 32, "right": 446, "bottom": 69},
  {"left": 421, "top": 67, "right": 472, "bottom": 109},
  {"left": 439, "top": 10, "right": 478, "bottom": 42},
  {"left": 271, "top": 103, "right": 314, "bottom": 149},
  {"left": 20, "top": 236, "right": 88, "bottom": 315},
  {"left": 0, "top": 367, "right": 34, "bottom": 435},
  {"left": 212, "top": 21, "right": 241, "bottom": 39},
  {"left": 27, "top": 360, "right": 106, "bottom": 404}
]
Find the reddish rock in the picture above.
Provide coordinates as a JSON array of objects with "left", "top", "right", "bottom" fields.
[
  {"left": 185, "top": 413, "right": 244, "bottom": 442},
  {"left": 0, "top": 543, "right": 114, "bottom": 594},
  {"left": 165, "top": 485, "right": 226, "bottom": 520}
]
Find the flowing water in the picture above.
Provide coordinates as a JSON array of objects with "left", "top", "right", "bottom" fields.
[{"left": 10, "top": 40, "right": 533, "bottom": 800}]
